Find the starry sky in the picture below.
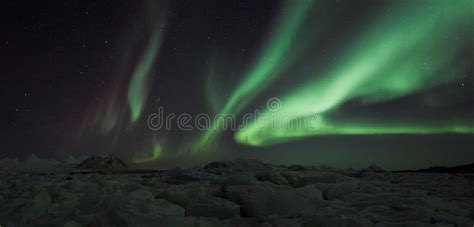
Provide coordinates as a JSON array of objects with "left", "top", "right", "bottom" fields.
[{"left": 1, "top": 0, "right": 473, "bottom": 169}]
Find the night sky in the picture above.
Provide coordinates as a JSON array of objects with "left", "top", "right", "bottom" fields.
[{"left": 1, "top": 0, "right": 473, "bottom": 169}]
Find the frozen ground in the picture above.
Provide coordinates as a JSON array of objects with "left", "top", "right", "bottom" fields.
[{"left": 0, "top": 158, "right": 473, "bottom": 226}]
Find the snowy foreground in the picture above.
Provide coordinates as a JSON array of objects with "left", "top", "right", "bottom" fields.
[{"left": 0, "top": 158, "right": 473, "bottom": 226}]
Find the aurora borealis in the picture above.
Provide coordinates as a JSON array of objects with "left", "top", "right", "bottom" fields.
[
  {"left": 192, "top": 0, "right": 315, "bottom": 150},
  {"left": 2, "top": 0, "right": 473, "bottom": 169},
  {"left": 234, "top": 0, "right": 474, "bottom": 146},
  {"left": 127, "top": 19, "right": 166, "bottom": 124}
]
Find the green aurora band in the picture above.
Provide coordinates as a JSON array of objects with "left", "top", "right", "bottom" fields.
[
  {"left": 235, "top": 0, "right": 474, "bottom": 146},
  {"left": 127, "top": 25, "right": 165, "bottom": 123},
  {"left": 191, "top": 0, "right": 315, "bottom": 150},
  {"left": 132, "top": 139, "right": 163, "bottom": 163},
  {"left": 81, "top": 0, "right": 167, "bottom": 136},
  {"left": 79, "top": 1, "right": 169, "bottom": 161}
]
